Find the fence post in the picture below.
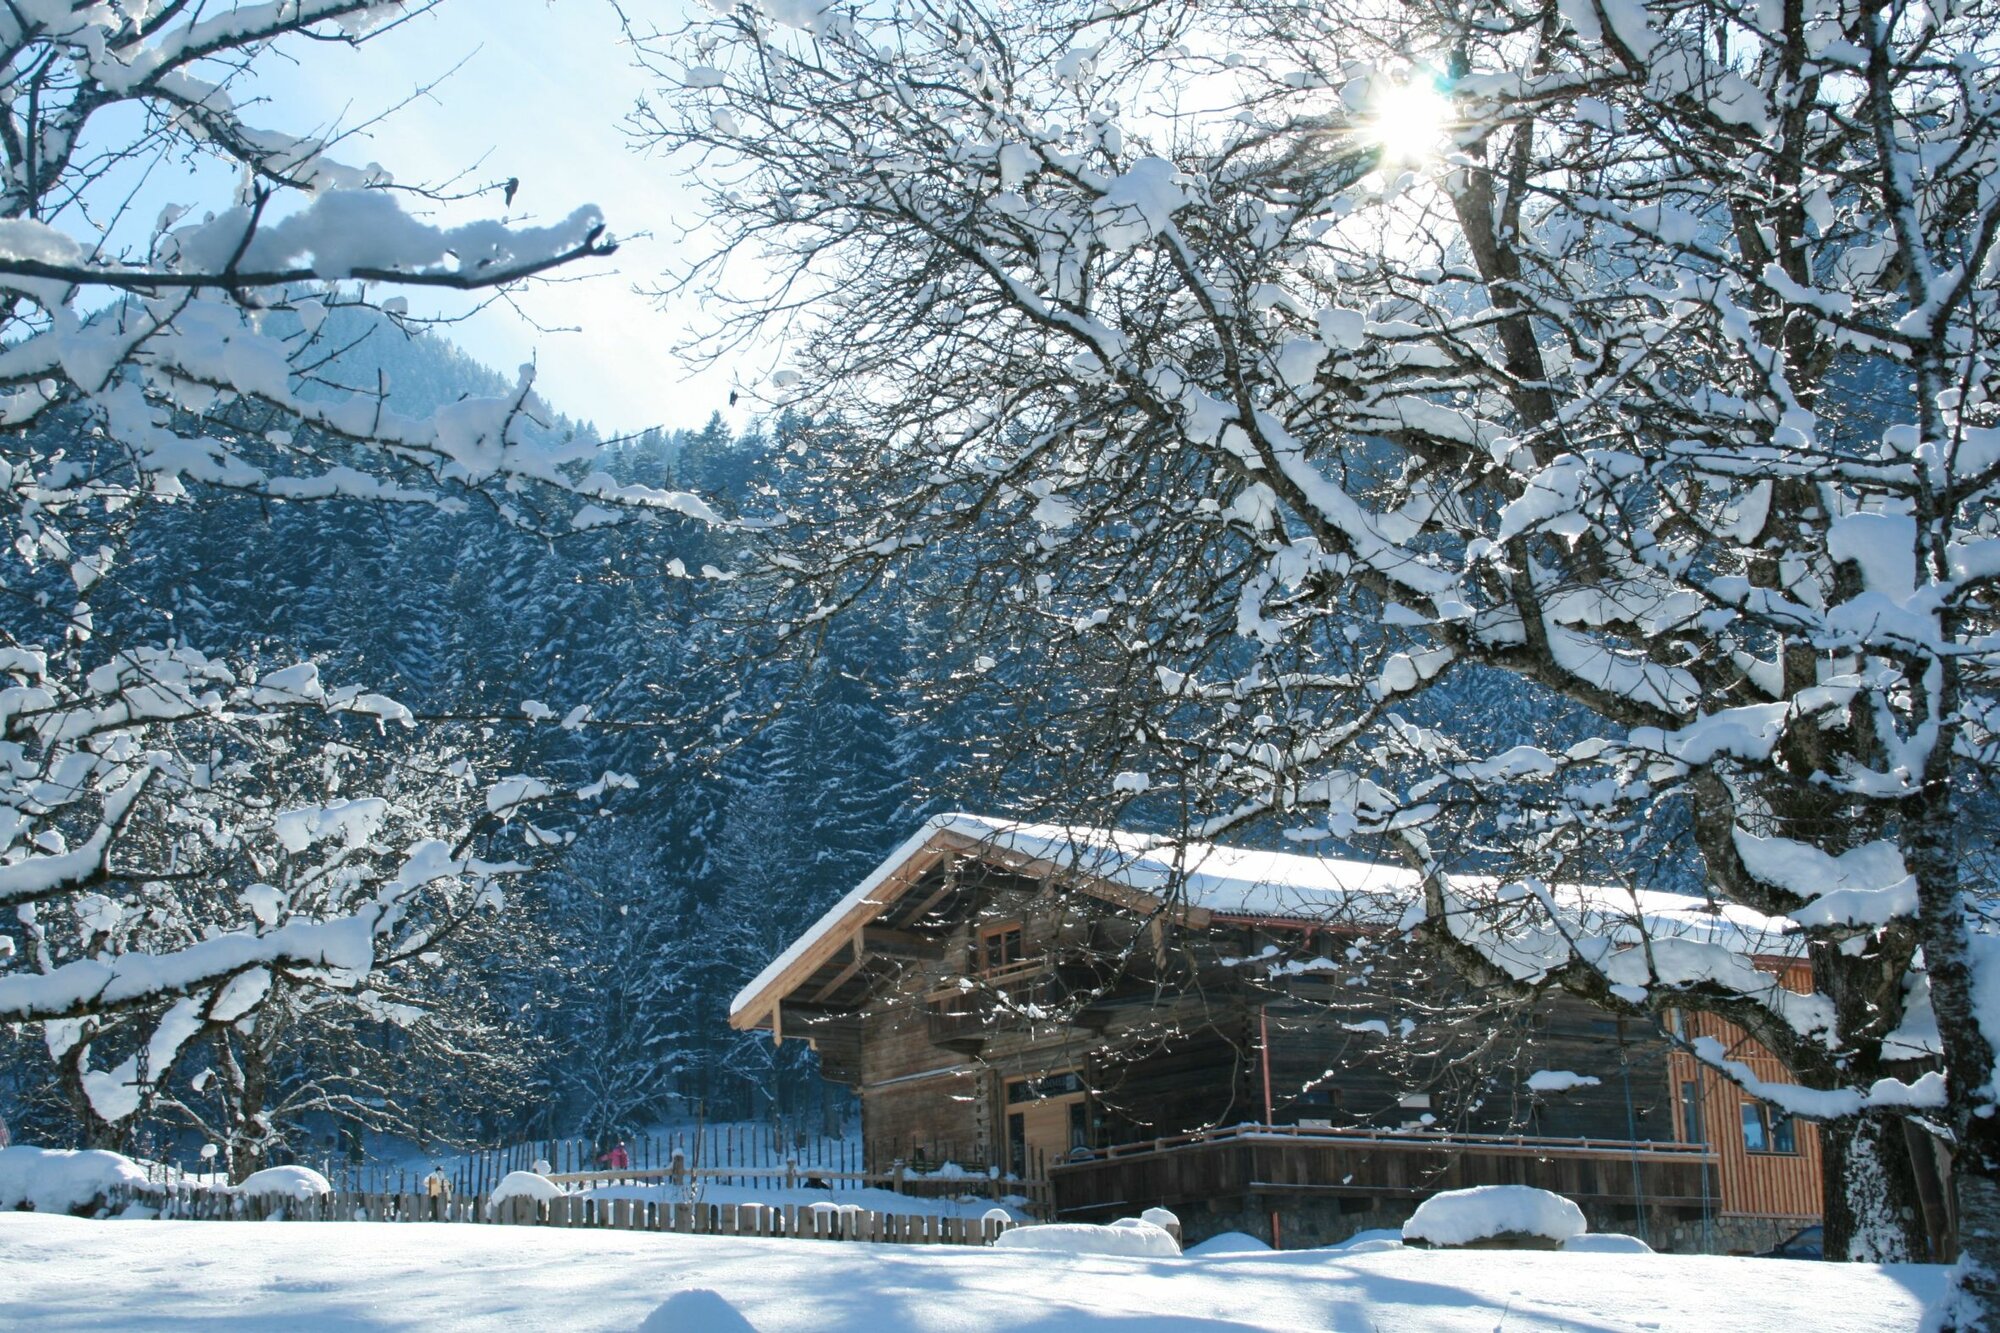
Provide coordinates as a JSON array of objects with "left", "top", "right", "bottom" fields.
[{"left": 891, "top": 1159, "right": 905, "bottom": 1195}]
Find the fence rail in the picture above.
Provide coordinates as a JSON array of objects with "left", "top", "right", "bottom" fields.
[
  {"left": 542, "top": 1159, "right": 1023, "bottom": 1205},
  {"left": 107, "top": 1183, "right": 1023, "bottom": 1246}
]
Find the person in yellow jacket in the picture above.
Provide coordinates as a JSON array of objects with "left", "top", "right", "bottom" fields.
[{"left": 424, "top": 1166, "right": 452, "bottom": 1220}]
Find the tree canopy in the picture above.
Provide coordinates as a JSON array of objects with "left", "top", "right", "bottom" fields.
[{"left": 634, "top": 0, "right": 2000, "bottom": 1299}]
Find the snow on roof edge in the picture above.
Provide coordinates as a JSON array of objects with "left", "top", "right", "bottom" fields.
[
  {"left": 728, "top": 815, "right": 977, "bottom": 1019},
  {"left": 727, "top": 813, "right": 1801, "bottom": 1022}
]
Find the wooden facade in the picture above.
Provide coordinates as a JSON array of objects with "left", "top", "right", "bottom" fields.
[
  {"left": 1664, "top": 963, "right": 1823, "bottom": 1224},
  {"left": 730, "top": 819, "right": 1826, "bottom": 1251}
]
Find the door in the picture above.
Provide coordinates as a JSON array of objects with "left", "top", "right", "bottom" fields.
[{"left": 1006, "top": 1071, "right": 1088, "bottom": 1177}]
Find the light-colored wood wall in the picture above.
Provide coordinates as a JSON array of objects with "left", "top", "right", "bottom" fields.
[{"left": 1665, "top": 961, "right": 1822, "bottom": 1221}]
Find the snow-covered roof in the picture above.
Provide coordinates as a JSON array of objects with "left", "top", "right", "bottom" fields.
[{"left": 728, "top": 813, "right": 1802, "bottom": 1024}]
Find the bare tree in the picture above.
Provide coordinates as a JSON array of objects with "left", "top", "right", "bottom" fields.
[{"left": 633, "top": 0, "right": 2000, "bottom": 1307}]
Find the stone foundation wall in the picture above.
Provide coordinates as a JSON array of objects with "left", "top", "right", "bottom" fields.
[{"left": 1176, "top": 1193, "right": 1814, "bottom": 1257}]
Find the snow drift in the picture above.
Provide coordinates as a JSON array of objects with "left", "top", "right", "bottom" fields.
[
  {"left": 991, "top": 1217, "right": 1181, "bottom": 1257},
  {"left": 1402, "top": 1186, "right": 1587, "bottom": 1248},
  {"left": 235, "top": 1166, "right": 332, "bottom": 1201},
  {"left": 0, "top": 1145, "right": 148, "bottom": 1215}
]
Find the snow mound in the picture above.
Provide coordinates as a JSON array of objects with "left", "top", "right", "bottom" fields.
[
  {"left": 234, "top": 1166, "right": 331, "bottom": 1200},
  {"left": 487, "top": 1170, "right": 565, "bottom": 1214},
  {"left": 1402, "top": 1186, "right": 1586, "bottom": 1248},
  {"left": 638, "top": 1289, "right": 756, "bottom": 1333},
  {"left": 0, "top": 1146, "right": 148, "bottom": 1215},
  {"left": 1563, "top": 1232, "right": 1654, "bottom": 1254},
  {"left": 1327, "top": 1228, "right": 1408, "bottom": 1254},
  {"left": 1139, "top": 1206, "right": 1179, "bottom": 1232},
  {"left": 1184, "top": 1230, "right": 1271, "bottom": 1256},
  {"left": 991, "top": 1219, "right": 1181, "bottom": 1258}
]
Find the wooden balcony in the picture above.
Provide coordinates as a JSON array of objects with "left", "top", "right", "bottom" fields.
[
  {"left": 924, "top": 958, "right": 1111, "bottom": 1052},
  {"left": 1049, "top": 1123, "right": 1718, "bottom": 1219}
]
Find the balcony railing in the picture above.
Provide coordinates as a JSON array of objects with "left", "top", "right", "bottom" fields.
[
  {"left": 1048, "top": 1121, "right": 1719, "bottom": 1218},
  {"left": 923, "top": 958, "right": 1106, "bottom": 1049}
]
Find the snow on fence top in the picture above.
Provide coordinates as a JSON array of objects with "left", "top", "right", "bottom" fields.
[{"left": 730, "top": 813, "right": 1799, "bottom": 1020}]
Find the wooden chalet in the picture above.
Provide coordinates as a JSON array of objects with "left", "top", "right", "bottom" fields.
[{"left": 730, "top": 814, "right": 1826, "bottom": 1252}]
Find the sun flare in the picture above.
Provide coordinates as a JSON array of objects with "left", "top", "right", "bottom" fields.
[{"left": 1366, "top": 76, "right": 1454, "bottom": 165}]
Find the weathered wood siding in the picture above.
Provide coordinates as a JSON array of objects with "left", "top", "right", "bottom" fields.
[{"left": 828, "top": 845, "right": 1804, "bottom": 1222}]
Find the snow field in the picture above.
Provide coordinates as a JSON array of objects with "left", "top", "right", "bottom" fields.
[{"left": 0, "top": 1213, "right": 1947, "bottom": 1332}]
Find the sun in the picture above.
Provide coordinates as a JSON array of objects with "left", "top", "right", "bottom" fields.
[{"left": 1365, "top": 74, "right": 1454, "bottom": 166}]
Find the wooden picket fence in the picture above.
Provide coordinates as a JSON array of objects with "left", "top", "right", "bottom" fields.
[
  {"left": 302, "top": 1125, "right": 1007, "bottom": 1202},
  {"left": 106, "top": 1183, "right": 1026, "bottom": 1246}
]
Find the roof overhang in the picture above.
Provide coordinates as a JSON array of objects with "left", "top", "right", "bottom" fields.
[{"left": 726, "top": 818, "right": 1215, "bottom": 1038}]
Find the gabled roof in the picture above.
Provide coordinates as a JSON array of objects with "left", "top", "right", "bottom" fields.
[{"left": 727, "top": 812, "right": 1801, "bottom": 1034}]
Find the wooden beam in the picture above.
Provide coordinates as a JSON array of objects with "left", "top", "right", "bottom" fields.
[
  {"left": 726, "top": 842, "right": 950, "bottom": 1032},
  {"left": 929, "top": 828, "right": 1209, "bottom": 928},
  {"left": 861, "top": 926, "right": 946, "bottom": 959},
  {"left": 899, "top": 871, "right": 962, "bottom": 929},
  {"left": 810, "top": 941, "right": 869, "bottom": 1004}
]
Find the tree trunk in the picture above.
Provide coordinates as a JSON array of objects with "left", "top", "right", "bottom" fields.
[
  {"left": 1947, "top": 1132, "right": 2000, "bottom": 1329},
  {"left": 53, "top": 1040, "right": 123, "bottom": 1151},
  {"left": 1818, "top": 1113, "right": 1929, "bottom": 1262},
  {"left": 1909, "top": 803, "right": 2000, "bottom": 1324}
]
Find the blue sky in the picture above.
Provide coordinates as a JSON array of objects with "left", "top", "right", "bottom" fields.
[{"left": 267, "top": 1, "right": 732, "bottom": 436}]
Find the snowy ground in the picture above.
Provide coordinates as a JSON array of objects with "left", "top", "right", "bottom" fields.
[{"left": 0, "top": 1214, "right": 1945, "bottom": 1332}]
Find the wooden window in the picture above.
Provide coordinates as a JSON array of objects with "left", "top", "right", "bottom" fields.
[
  {"left": 1294, "top": 1086, "right": 1341, "bottom": 1129},
  {"left": 1679, "top": 1081, "right": 1705, "bottom": 1145},
  {"left": 1740, "top": 1102, "right": 1799, "bottom": 1154},
  {"left": 1739, "top": 1103, "right": 1768, "bottom": 1152},
  {"left": 980, "top": 922, "right": 1024, "bottom": 972},
  {"left": 1006, "top": 1071, "right": 1085, "bottom": 1103}
]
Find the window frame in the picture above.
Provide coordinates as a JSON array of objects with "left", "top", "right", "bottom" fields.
[
  {"left": 978, "top": 920, "right": 1025, "bottom": 973},
  {"left": 1740, "top": 1101, "right": 1801, "bottom": 1155},
  {"left": 1739, "top": 1102, "right": 1769, "bottom": 1152},
  {"left": 1679, "top": 1080, "right": 1706, "bottom": 1145}
]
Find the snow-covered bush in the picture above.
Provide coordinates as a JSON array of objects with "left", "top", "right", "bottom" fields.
[
  {"left": 992, "top": 1219, "right": 1181, "bottom": 1258},
  {"left": 0, "top": 1145, "right": 147, "bottom": 1215},
  {"left": 1562, "top": 1234, "right": 1654, "bottom": 1255},
  {"left": 1402, "top": 1186, "right": 1587, "bottom": 1249},
  {"left": 233, "top": 1166, "right": 331, "bottom": 1202},
  {"left": 486, "top": 1170, "right": 566, "bottom": 1218}
]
